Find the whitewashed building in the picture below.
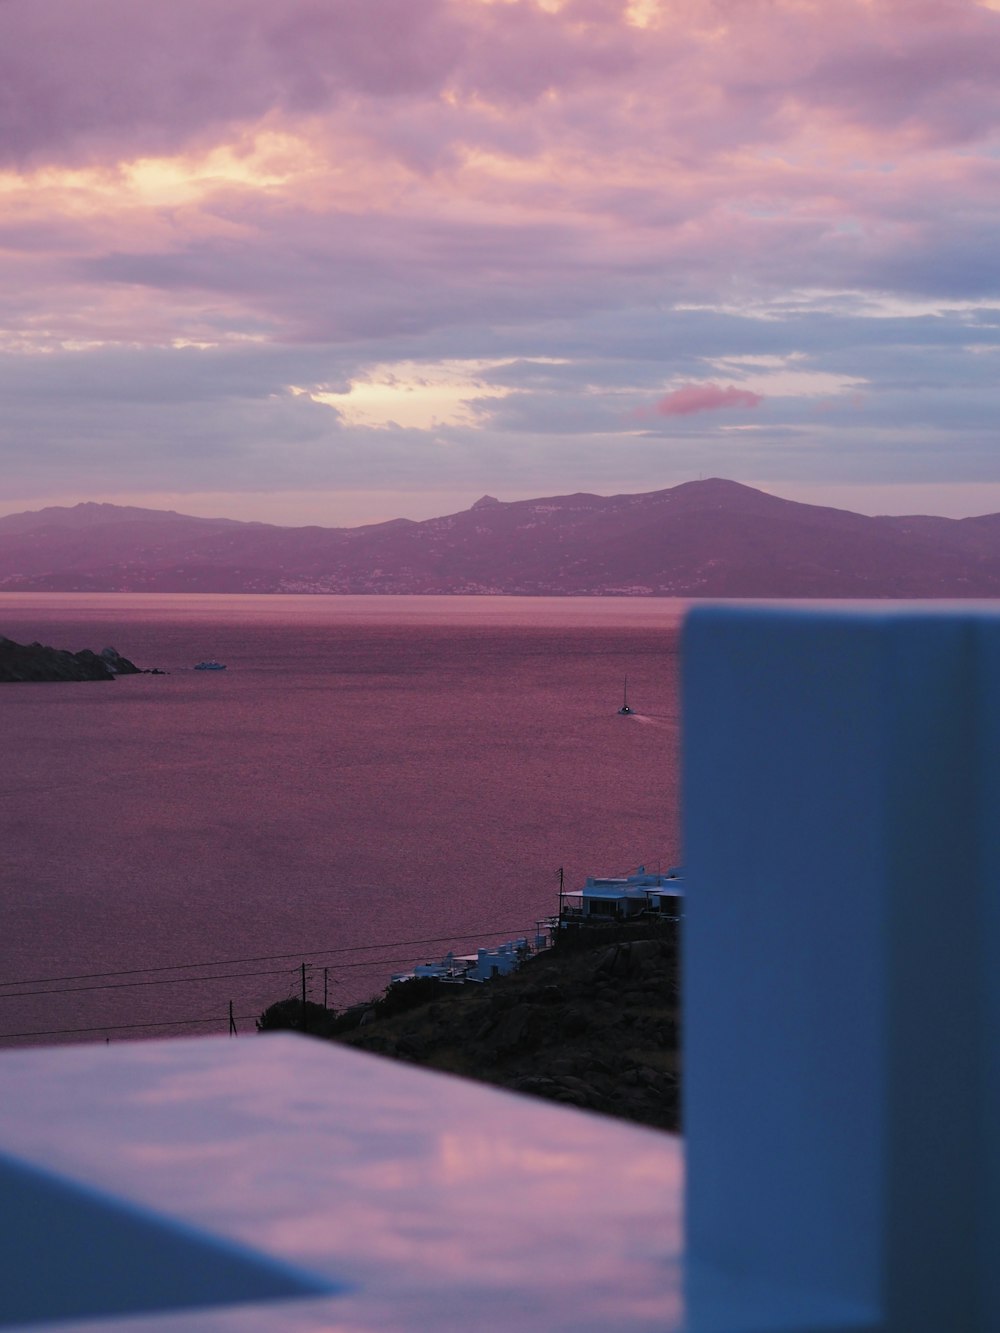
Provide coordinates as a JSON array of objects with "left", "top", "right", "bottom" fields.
[
  {"left": 390, "top": 938, "right": 532, "bottom": 987},
  {"left": 465, "top": 938, "right": 530, "bottom": 981},
  {"left": 561, "top": 865, "right": 683, "bottom": 923}
]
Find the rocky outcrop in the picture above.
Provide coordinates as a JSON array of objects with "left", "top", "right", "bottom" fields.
[
  {"left": 0, "top": 636, "right": 152, "bottom": 682},
  {"left": 297, "top": 924, "right": 680, "bottom": 1133},
  {"left": 98, "top": 646, "right": 144, "bottom": 675}
]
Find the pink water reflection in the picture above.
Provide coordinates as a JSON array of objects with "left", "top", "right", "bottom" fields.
[{"left": 0, "top": 593, "right": 683, "bottom": 1040}]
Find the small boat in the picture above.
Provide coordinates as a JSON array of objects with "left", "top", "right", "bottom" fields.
[
  {"left": 618, "top": 676, "right": 632, "bottom": 715},
  {"left": 193, "top": 660, "right": 227, "bottom": 671}
]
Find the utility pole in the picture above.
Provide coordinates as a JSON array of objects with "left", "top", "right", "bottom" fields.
[
  {"left": 301, "top": 962, "right": 308, "bottom": 1032},
  {"left": 229, "top": 1000, "right": 237, "bottom": 1036},
  {"left": 558, "top": 866, "right": 565, "bottom": 929},
  {"left": 323, "top": 966, "right": 329, "bottom": 1010}
]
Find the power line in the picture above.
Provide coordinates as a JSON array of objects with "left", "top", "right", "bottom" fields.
[
  {"left": 0, "top": 935, "right": 545, "bottom": 1042},
  {"left": 0, "top": 1014, "right": 259, "bottom": 1041},
  {"left": 0, "top": 966, "right": 297, "bottom": 1001},
  {"left": 330, "top": 951, "right": 495, "bottom": 973},
  {"left": 0, "top": 924, "right": 544, "bottom": 1045},
  {"left": 0, "top": 942, "right": 537, "bottom": 1001},
  {"left": 0, "top": 923, "right": 540, "bottom": 991},
  {"left": 1, "top": 946, "right": 528, "bottom": 1041}
]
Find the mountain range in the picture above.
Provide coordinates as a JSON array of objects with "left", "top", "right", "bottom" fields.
[{"left": 2, "top": 479, "right": 1000, "bottom": 597}]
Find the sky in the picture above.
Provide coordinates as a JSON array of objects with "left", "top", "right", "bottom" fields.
[{"left": 2, "top": 0, "right": 1000, "bottom": 527}]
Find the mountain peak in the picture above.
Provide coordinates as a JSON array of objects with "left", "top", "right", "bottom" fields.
[
  {"left": 670, "top": 478, "right": 762, "bottom": 497},
  {"left": 3, "top": 480, "right": 1000, "bottom": 596}
]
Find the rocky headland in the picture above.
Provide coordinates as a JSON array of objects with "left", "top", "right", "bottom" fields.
[
  {"left": 259, "top": 923, "right": 680, "bottom": 1134},
  {"left": 0, "top": 636, "right": 153, "bottom": 682}
]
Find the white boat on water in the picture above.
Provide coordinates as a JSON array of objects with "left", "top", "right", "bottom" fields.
[
  {"left": 618, "top": 676, "right": 632, "bottom": 715},
  {"left": 193, "top": 660, "right": 227, "bottom": 671}
]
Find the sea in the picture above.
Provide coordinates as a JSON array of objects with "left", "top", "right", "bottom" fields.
[{"left": 0, "top": 594, "right": 684, "bottom": 1047}]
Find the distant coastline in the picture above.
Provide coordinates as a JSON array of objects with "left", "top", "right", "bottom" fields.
[{"left": 4, "top": 479, "right": 1000, "bottom": 597}]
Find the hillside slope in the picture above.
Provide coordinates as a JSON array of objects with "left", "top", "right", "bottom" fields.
[
  {"left": 260, "top": 926, "right": 680, "bottom": 1133},
  {"left": 3, "top": 480, "right": 1000, "bottom": 596}
]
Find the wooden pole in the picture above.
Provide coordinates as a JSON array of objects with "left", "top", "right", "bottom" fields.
[
  {"left": 301, "top": 962, "right": 308, "bottom": 1031},
  {"left": 229, "top": 999, "right": 237, "bottom": 1036},
  {"left": 323, "top": 966, "right": 329, "bottom": 1010}
]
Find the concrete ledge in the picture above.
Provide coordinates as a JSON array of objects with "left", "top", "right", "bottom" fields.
[{"left": 0, "top": 1034, "right": 683, "bottom": 1331}]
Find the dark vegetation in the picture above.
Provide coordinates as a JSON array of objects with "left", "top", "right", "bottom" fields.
[
  {"left": 258, "top": 921, "right": 680, "bottom": 1133},
  {"left": 0, "top": 637, "right": 159, "bottom": 682}
]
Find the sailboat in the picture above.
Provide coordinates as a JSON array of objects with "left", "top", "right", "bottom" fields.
[{"left": 618, "top": 676, "right": 632, "bottom": 715}]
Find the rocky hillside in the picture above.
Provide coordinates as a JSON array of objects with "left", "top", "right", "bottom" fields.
[
  {"left": 0, "top": 637, "right": 145, "bottom": 682},
  {"left": 5, "top": 479, "right": 1000, "bottom": 596},
  {"left": 260, "top": 924, "right": 680, "bottom": 1134}
]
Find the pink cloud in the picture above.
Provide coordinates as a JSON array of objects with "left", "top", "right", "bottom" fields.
[
  {"left": 1, "top": 0, "right": 999, "bottom": 353},
  {"left": 0, "top": 0, "right": 997, "bottom": 182},
  {"left": 651, "top": 384, "right": 764, "bottom": 418}
]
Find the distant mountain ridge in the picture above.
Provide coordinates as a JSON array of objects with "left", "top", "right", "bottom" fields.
[{"left": 3, "top": 479, "right": 1000, "bottom": 597}]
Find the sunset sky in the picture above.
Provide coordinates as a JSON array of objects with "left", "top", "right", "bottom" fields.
[{"left": 3, "top": 0, "right": 1000, "bottom": 526}]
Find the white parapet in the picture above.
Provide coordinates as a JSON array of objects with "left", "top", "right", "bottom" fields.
[
  {"left": 0, "top": 1034, "right": 683, "bottom": 1331},
  {"left": 683, "top": 604, "right": 999, "bottom": 1333}
]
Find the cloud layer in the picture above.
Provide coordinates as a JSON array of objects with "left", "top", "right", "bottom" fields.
[
  {"left": 2, "top": 0, "right": 1000, "bottom": 521},
  {"left": 650, "top": 384, "right": 764, "bottom": 418}
]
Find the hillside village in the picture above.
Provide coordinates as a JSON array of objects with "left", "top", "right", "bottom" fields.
[{"left": 260, "top": 871, "right": 683, "bottom": 1134}]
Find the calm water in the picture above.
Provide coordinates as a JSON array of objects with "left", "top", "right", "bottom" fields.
[{"left": 0, "top": 595, "right": 684, "bottom": 1045}]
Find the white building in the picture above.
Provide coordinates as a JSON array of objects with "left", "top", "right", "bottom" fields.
[
  {"left": 390, "top": 938, "right": 532, "bottom": 987},
  {"left": 465, "top": 938, "right": 529, "bottom": 982},
  {"left": 389, "top": 949, "right": 469, "bottom": 987},
  {"left": 561, "top": 865, "right": 683, "bottom": 923}
]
